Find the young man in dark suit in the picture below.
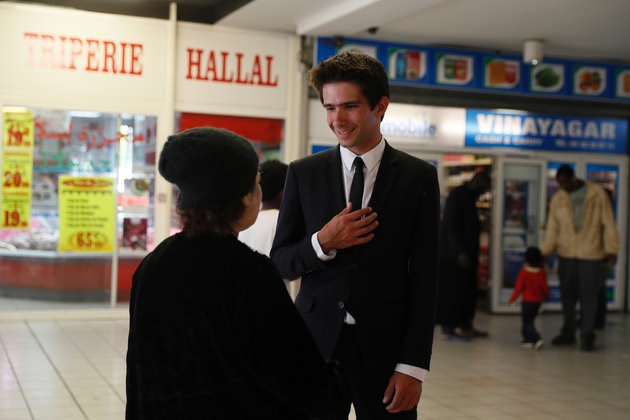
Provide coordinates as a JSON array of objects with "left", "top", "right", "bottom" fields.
[{"left": 271, "top": 51, "right": 440, "bottom": 419}]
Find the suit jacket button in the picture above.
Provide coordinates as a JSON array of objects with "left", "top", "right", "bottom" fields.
[
  {"left": 337, "top": 301, "right": 345, "bottom": 309},
  {"left": 350, "top": 264, "right": 358, "bottom": 271}
]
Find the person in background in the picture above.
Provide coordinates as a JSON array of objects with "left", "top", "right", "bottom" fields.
[
  {"left": 239, "top": 159, "right": 288, "bottom": 256},
  {"left": 542, "top": 164, "right": 618, "bottom": 352},
  {"left": 509, "top": 246, "right": 550, "bottom": 350},
  {"left": 239, "top": 160, "right": 301, "bottom": 298},
  {"left": 577, "top": 186, "right": 614, "bottom": 331},
  {"left": 271, "top": 50, "right": 440, "bottom": 419},
  {"left": 436, "top": 171, "right": 491, "bottom": 341},
  {"left": 595, "top": 187, "right": 614, "bottom": 330},
  {"left": 125, "top": 127, "right": 341, "bottom": 419}
]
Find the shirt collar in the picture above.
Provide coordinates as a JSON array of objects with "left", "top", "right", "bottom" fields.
[{"left": 340, "top": 137, "right": 385, "bottom": 173}]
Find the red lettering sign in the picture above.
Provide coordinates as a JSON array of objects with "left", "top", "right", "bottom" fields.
[
  {"left": 23, "top": 32, "right": 144, "bottom": 76},
  {"left": 185, "top": 48, "right": 278, "bottom": 87},
  {"left": 34, "top": 117, "right": 145, "bottom": 151}
]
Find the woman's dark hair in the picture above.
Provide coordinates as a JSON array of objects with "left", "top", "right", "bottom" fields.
[
  {"left": 307, "top": 50, "right": 390, "bottom": 111},
  {"left": 177, "top": 201, "right": 247, "bottom": 237},
  {"left": 525, "top": 246, "right": 543, "bottom": 268}
]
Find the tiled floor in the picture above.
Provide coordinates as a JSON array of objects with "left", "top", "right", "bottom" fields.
[
  {"left": 0, "top": 297, "right": 127, "bottom": 311},
  {"left": 0, "top": 311, "right": 628, "bottom": 420}
]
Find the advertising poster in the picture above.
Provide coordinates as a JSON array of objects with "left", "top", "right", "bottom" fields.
[
  {"left": 436, "top": 53, "right": 473, "bottom": 86},
  {"left": 387, "top": 48, "right": 427, "bottom": 82},
  {"left": 484, "top": 57, "right": 520, "bottom": 90},
  {"left": 118, "top": 178, "right": 151, "bottom": 214},
  {"left": 502, "top": 234, "right": 526, "bottom": 288},
  {"left": 529, "top": 63, "right": 565, "bottom": 93},
  {"left": 58, "top": 176, "right": 115, "bottom": 252},
  {"left": 573, "top": 65, "right": 606, "bottom": 96},
  {"left": 615, "top": 67, "right": 630, "bottom": 98},
  {"left": 3, "top": 109, "right": 34, "bottom": 149},
  {"left": 122, "top": 217, "right": 148, "bottom": 251},
  {"left": 2, "top": 150, "right": 33, "bottom": 190},
  {"left": 1, "top": 190, "right": 30, "bottom": 229},
  {"left": 1, "top": 150, "right": 33, "bottom": 229},
  {"left": 503, "top": 248, "right": 525, "bottom": 288},
  {"left": 504, "top": 180, "right": 528, "bottom": 229}
]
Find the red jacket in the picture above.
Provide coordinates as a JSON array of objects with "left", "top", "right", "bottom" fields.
[{"left": 509, "top": 267, "right": 550, "bottom": 304}]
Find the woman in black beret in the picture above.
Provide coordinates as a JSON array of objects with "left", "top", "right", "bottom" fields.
[{"left": 125, "top": 127, "right": 341, "bottom": 419}]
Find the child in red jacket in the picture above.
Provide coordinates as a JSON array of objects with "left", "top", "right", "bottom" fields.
[{"left": 510, "top": 247, "right": 550, "bottom": 350}]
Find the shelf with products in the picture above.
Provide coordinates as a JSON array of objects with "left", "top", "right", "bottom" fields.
[
  {"left": 443, "top": 154, "right": 493, "bottom": 192},
  {"left": 442, "top": 158, "right": 493, "bottom": 167}
]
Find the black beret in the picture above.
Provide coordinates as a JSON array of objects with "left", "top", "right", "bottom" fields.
[{"left": 158, "top": 127, "right": 259, "bottom": 209}]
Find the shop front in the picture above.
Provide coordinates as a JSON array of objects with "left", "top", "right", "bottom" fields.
[
  {"left": 0, "top": 3, "right": 301, "bottom": 317},
  {"left": 309, "top": 36, "right": 630, "bottom": 313},
  {"left": 170, "top": 22, "right": 301, "bottom": 233},
  {"left": 0, "top": 3, "right": 170, "bottom": 317},
  {"left": 308, "top": 105, "right": 628, "bottom": 314}
]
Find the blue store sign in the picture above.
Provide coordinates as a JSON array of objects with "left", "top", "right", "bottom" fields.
[
  {"left": 316, "top": 37, "right": 630, "bottom": 102},
  {"left": 465, "top": 110, "right": 628, "bottom": 154}
]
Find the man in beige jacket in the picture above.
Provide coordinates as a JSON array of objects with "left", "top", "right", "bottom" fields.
[{"left": 541, "top": 165, "right": 618, "bottom": 351}]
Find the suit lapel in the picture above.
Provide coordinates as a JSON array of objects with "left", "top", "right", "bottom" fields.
[
  {"left": 368, "top": 141, "right": 398, "bottom": 214},
  {"left": 324, "top": 145, "right": 347, "bottom": 213}
]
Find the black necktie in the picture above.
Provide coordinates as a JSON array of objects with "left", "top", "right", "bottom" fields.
[{"left": 349, "top": 157, "right": 364, "bottom": 210}]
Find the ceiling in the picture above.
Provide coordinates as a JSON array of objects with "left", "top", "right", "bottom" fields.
[
  {"left": 7, "top": 0, "right": 630, "bottom": 64},
  {"left": 219, "top": 0, "right": 630, "bottom": 64}
]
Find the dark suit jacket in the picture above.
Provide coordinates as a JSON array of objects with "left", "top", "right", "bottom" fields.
[{"left": 271, "top": 141, "right": 439, "bottom": 388}]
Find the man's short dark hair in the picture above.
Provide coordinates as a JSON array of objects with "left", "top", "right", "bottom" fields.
[
  {"left": 556, "top": 165, "right": 574, "bottom": 179},
  {"left": 307, "top": 50, "right": 390, "bottom": 110},
  {"left": 260, "top": 160, "right": 288, "bottom": 203}
]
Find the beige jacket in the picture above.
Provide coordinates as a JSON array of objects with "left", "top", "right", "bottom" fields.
[{"left": 541, "top": 181, "right": 618, "bottom": 260}]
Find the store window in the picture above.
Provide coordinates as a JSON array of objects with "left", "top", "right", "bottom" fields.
[{"left": 0, "top": 106, "right": 157, "bottom": 309}]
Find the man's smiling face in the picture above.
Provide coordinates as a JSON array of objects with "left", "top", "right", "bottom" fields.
[{"left": 323, "top": 81, "right": 388, "bottom": 156}]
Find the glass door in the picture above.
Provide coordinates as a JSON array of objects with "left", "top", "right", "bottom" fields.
[{"left": 491, "top": 157, "right": 546, "bottom": 313}]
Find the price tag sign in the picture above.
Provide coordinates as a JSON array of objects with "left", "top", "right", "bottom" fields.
[
  {"left": 3, "top": 110, "right": 34, "bottom": 149},
  {"left": 58, "top": 176, "right": 115, "bottom": 252},
  {"left": 1, "top": 190, "right": 30, "bottom": 229},
  {"left": 2, "top": 150, "right": 33, "bottom": 190}
]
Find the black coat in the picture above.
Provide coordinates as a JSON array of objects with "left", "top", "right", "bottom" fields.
[
  {"left": 438, "top": 182, "right": 481, "bottom": 267},
  {"left": 125, "top": 231, "right": 340, "bottom": 419}
]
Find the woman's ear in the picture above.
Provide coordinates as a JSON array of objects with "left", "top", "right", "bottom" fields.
[{"left": 242, "top": 190, "right": 256, "bottom": 208}]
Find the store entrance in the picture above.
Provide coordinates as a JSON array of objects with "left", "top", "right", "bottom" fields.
[{"left": 487, "top": 154, "right": 628, "bottom": 314}]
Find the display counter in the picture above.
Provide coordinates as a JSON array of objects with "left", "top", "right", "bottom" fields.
[{"left": 0, "top": 249, "right": 146, "bottom": 302}]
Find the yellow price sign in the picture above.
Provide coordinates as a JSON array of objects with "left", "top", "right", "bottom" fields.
[
  {"left": 1, "top": 190, "right": 30, "bottom": 229},
  {"left": 3, "top": 110, "right": 34, "bottom": 149},
  {"left": 66, "top": 231, "right": 110, "bottom": 251},
  {"left": 2, "top": 150, "right": 33, "bottom": 190},
  {"left": 58, "top": 176, "right": 115, "bottom": 252}
]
